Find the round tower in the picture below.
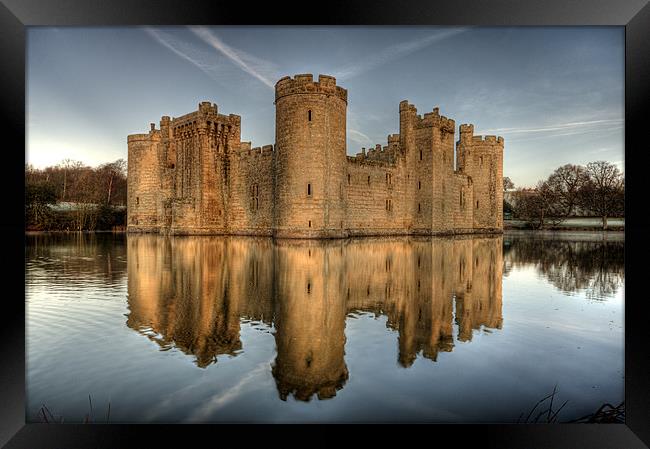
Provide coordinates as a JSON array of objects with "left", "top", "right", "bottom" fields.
[{"left": 273, "top": 74, "right": 348, "bottom": 238}]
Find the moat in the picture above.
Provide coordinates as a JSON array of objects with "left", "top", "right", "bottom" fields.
[{"left": 25, "top": 232, "right": 624, "bottom": 423}]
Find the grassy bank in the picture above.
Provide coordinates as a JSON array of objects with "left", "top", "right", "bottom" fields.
[{"left": 505, "top": 217, "right": 624, "bottom": 231}]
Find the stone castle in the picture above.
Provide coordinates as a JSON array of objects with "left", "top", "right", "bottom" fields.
[{"left": 127, "top": 74, "right": 503, "bottom": 238}]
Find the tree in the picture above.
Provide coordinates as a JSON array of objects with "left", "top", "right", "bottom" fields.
[
  {"left": 58, "top": 159, "right": 83, "bottom": 202},
  {"left": 503, "top": 176, "right": 515, "bottom": 192},
  {"left": 97, "top": 159, "right": 127, "bottom": 205},
  {"left": 578, "top": 161, "right": 624, "bottom": 230},
  {"left": 25, "top": 180, "right": 57, "bottom": 229},
  {"left": 545, "top": 164, "right": 589, "bottom": 218},
  {"left": 511, "top": 182, "right": 563, "bottom": 229}
]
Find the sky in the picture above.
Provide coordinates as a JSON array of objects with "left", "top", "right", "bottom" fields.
[{"left": 26, "top": 26, "right": 624, "bottom": 188}]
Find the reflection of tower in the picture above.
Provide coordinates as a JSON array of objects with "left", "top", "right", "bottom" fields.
[
  {"left": 394, "top": 238, "right": 455, "bottom": 367},
  {"left": 126, "top": 235, "right": 273, "bottom": 368},
  {"left": 271, "top": 240, "right": 349, "bottom": 401},
  {"left": 455, "top": 236, "right": 503, "bottom": 341}
]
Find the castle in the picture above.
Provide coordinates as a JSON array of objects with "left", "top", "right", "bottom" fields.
[{"left": 127, "top": 74, "right": 503, "bottom": 238}]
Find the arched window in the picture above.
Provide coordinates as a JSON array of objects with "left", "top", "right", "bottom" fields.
[
  {"left": 307, "top": 183, "right": 312, "bottom": 196},
  {"left": 308, "top": 110, "right": 312, "bottom": 122}
]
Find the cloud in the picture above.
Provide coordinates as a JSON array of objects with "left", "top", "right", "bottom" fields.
[
  {"left": 475, "top": 119, "right": 624, "bottom": 141},
  {"left": 189, "top": 27, "right": 278, "bottom": 89},
  {"left": 348, "top": 129, "right": 373, "bottom": 146},
  {"left": 333, "top": 28, "right": 467, "bottom": 80},
  {"left": 145, "top": 28, "right": 225, "bottom": 82},
  {"left": 184, "top": 358, "right": 272, "bottom": 422}
]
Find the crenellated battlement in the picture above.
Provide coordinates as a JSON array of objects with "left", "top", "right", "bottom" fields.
[
  {"left": 346, "top": 155, "right": 398, "bottom": 168},
  {"left": 350, "top": 133, "right": 402, "bottom": 164},
  {"left": 459, "top": 124, "right": 474, "bottom": 134},
  {"left": 459, "top": 124, "right": 503, "bottom": 145},
  {"left": 170, "top": 103, "right": 240, "bottom": 131},
  {"left": 198, "top": 101, "right": 218, "bottom": 115},
  {"left": 471, "top": 135, "right": 504, "bottom": 145},
  {"left": 275, "top": 73, "right": 348, "bottom": 103},
  {"left": 400, "top": 102, "right": 455, "bottom": 132},
  {"left": 237, "top": 143, "right": 274, "bottom": 158},
  {"left": 127, "top": 133, "right": 151, "bottom": 143}
]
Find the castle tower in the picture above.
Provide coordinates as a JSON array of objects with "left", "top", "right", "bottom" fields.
[
  {"left": 273, "top": 74, "right": 348, "bottom": 238},
  {"left": 127, "top": 125, "right": 161, "bottom": 232},
  {"left": 399, "top": 101, "right": 418, "bottom": 230},
  {"left": 457, "top": 124, "right": 504, "bottom": 231}
]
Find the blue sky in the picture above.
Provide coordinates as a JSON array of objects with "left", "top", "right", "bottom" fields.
[{"left": 26, "top": 26, "right": 624, "bottom": 187}]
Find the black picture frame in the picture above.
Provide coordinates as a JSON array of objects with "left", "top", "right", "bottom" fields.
[{"left": 3, "top": 1, "right": 649, "bottom": 447}]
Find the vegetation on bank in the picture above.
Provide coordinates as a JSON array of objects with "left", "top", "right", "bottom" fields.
[
  {"left": 26, "top": 158, "right": 624, "bottom": 232},
  {"left": 26, "top": 159, "right": 127, "bottom": 231},
  {"left": 504, "top": 161, "right": 624, "bottom": 230},
  {"left": 517, "top": 385, "right": 624, "bottom": 424}
]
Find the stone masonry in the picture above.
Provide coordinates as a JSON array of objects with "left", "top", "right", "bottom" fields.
[{"left": 127, "top": 74, "right": 504, "bottom": 238}]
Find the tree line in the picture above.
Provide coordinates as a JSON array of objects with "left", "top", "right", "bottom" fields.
[
  {"left": 25, "top": 159, "right": 127, "bottom": 231},
  {"left": 504, "top": 161, "right": 624, "bottom": 230}
]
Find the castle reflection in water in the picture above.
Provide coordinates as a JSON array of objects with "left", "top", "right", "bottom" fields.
[{"left": 126, "top": 235, "right": 503, "bottom": 402}]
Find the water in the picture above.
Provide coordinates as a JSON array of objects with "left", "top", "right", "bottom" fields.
[{"left": 25, "top": 231, "right": 624, "bottom": 423}]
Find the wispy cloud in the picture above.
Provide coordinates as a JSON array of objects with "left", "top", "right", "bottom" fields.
[
  {"left": 333, "top": 28, "right": 467, "bottom": 80},
  {"left": 348, "top": 128, "right": 373, "bottom": 146},
  {"left": 185, "top": 358, "right": 272, "bottom": 422},
  {"left": 476, "top": 119, "right": 623, "bottom": 141},
  {"left": 145, "top": 28, "right": 223, "bottom": 81},
  {"left": 189, "top": 27, "right": 278, "bottom": 89},
  {"left": 477, "top": 119, "right": 623, "bottom": 135}
]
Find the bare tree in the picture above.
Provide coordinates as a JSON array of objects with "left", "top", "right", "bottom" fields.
[
  {"left": 512, "top": 182, "right": 563, "bottom": 229},
  {"left": 545, "top": 164, "right": 589, "bottom": 218},
  {"left": 97, "top": 159, "right": 127, "bottom": 205},
  {"left": 578, "top": 161, "right": 624, "bottom": 230},
  {"left": 58, "top": 159, "right": 83, "bottom": 202},
  {"left": 503, "top": 176, "right": 515, "bottom": 192}
]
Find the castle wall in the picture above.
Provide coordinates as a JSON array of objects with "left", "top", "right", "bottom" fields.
[
  {"left": 344, "top": 158, "right": 407, "bottom": 235},
  {"left": 227, "top": 145, "right": 275, "bottom": 236},
  {"left": 450, "top": 173, "right": 475, "bottom": 231}
]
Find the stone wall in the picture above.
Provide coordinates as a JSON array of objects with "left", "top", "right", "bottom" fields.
[
  {"left": 345, "top": 158, "right": 405, "bottom": 235},
  {"left": 228, "top": 144, "right": 275, "bottom": 235}
]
